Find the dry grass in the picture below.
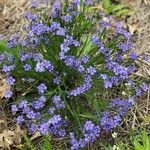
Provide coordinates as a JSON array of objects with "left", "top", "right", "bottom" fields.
[
  {"left": 0, "top": 0, "right": 30, "bottom": 38},
  {"left": 0, "top": 101, "right": 23, "bottom": 149},
  {"left": 124, "top": 1, "right": 150, "bottom": 132}
]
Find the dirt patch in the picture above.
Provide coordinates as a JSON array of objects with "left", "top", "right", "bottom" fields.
[{"left": 128, "top": 2, "right": 150, "bottom": 52}]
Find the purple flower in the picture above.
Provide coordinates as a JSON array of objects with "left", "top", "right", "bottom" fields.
[
  {"left": 35, "top": 62, "right": 45, "bottom": 72},
  {"left": 127, "top": 80, "right": 135, "bottom": 87},
  {"left": 35, "top": 60, "right": 54, "bottom": 72},
  {"left": 2, "top": 65, "right": 14, "bottom": 73},
  {"left": 52, "top": 95, "right": 61, "bottom": 103},
  {"left": 79, "top": 138, "right": 86, "bottom": 148},
  {"left": 104, "top": 80, "right": 112, "bottom": 88},
  {"left": 61, "top": 15, "right": 73, "bottom": 23},
  {"left": 26, "top": 110, "right": 36, "bottom": 119},
  {"left": 23, "top": 64, "right": 32, "bottom": 71},
  {"left": 135, "top": 88, "right": 142, "bottom": 96},
  {"left": 118, "top": 42, "right": 132, "bottom": 52},
  {"left": 77, "top": 65, "right": 85, "bottom": 73},
  {"left": 110, "top": 76, "right": 119, "bottom": 85},
  {"left": 4, "top": 90, "right": 13, "bottom": 98},
  {"left": 84, "top": 0, "right": 93, "bottom": 5},
  {"left": 22, "top": 106, "right": 31, "bottom": 114},
  {"left": 72, "top": 0, "right": 80, "bottom": 5},
  {"left": 52, "top": 1, "right": 61, "bottom": 10},
  {"left": 58, "top": 129, "right": 66, "bottom": 137},
  {"left": 0, "top": 53, "right": 5, "bottom": 62},
  {"left": 56, "top": 27, "right": 66, "bottom": 36},
  {"left": 99, "top": 20, "right": 110, "bottom": 28},
  {"left": 24, "top": 12, "right": 37, "bottom": 21},
  {"left": 84, "top": 133, "right": 95, "bottom": 143},
  {"left": 42, "top": 60, "right": 54, "bottom": 72},
  {"left": 110, "top": 98, "right": 132, "bottom": 116},
  {"left": 32, "top": 53, "right": 43, "bottom": 62},
  {"left": 37, "top": 83, "right": 47, "bottom": 94},
  {"left": 52, "top": 95, "right": 65, "bottom": 109},
  {"left": 48, "top": 115, "right": 62, "bottom": 125},
  {"left": 11, "top": 105, "right": 18, "bottom": 114},
  {"left": 100, "top": 112, "right": 121, "bottom": 131},
  {"left": 128, "top": 97, "right": 135, "bottom": 105},
  {"left": 18, "top": 100, "right": 28, "bottom": 109},
  {"left": 27, "top": 123, "right": 38, "bottom": 134},
  {"left": 84, "top": 121, "right": 94, "bottom": 131},
  {"left": 7, "top": 34, "right": 18, "bottom": 48},
  {"left": 68, "top": 74, "right": 93, "bottom": 97},
  {"left": 64, "top": 56, "right": 75, "bottom": 66},
  {"left": 91, "top": 35, "right": 100, "bottom": 45},
  {"left": 70, "top": 132, "right": 80, "bottom": 150},
  {"left": 80, "top": 55, "right": 90, "bottom": 64},
  {"left": 2, "top": 2, "right": 149, "bottom": 149},
  {"left": 51, "top": 1, "right": 61, "bottom": 17},
  {"left": 39, "top": 123, "right": 49, "bottom": 135},
  {"left": 64, "top": 35, "right": 74, "bottom": 45},
  {"left": 26, "top": 110, "right": 39, "bottom": 120},
  {"left": 100, "top": 74, "right": 108, "bottom": 80},
  {"left": 6, "top": 76, "right": 15, "bottom": 85},
  {"left": 93, "top": 125, "right": 100, "bottom": 137},
  {"left": 8, "top": 55, "right": 14, "bottom": 62},
  {"left": 60, "top": 44, "right": 70, "bottom": 52},
  {"left": 20, "top": 52, "right": 32, "bottom": 62},
  {"left": 31, "top": 23, "right": 49, "bottom": 35},
  {"left": 48, "top": 107, "right": 56, "bottom": 115},
  {"left": 53, "top": 76, "right": 61, "bottom": 84},
  {"left": 16, "top": 115, "right": 24, "bottom": 124},
  {"left": 87, "top": 66, "right": 96, "bottom": 75},
  {"left": 32, "top": 96, "right": 46, "bottom": 109},
  {"left": 73, "top": 40, "right": 80, "bottom": 47},
  {"left": 116, "top": 23, "right": 131, "bottom": 39},
  {"left": 130, "top": 52, "right": 138, "bottom": 60},
  {"left": 31, "top": 0, "right": 38, "bottom": 7},
  {"left": 49, "top": 22, "right": 60, "bottom": 32},
  {"left": 140, "top": 83, "right": 149, "bottom": 92},
  {"left": 115, "top": 54, "right": 123, "bottom": 62}
]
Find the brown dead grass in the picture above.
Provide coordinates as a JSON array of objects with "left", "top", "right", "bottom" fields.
[
  {"left": 0, "top": 100, "right": 25, "bottom": 150},
  {"left": 0, "top": 0, "right": 30, "bottom": 38}
]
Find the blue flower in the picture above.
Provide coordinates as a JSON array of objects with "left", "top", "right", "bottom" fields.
[
  {"left": 31, "top": 0, "right": 38, "bottom": 8},
  {"left": 16, "top": 115, "right": 24, "bottom": 124},
  {"left": 84, "top": 121, "right": 94, "bottom": 131},
  {"left": 39, "top": 123, "right": 49, "bottom": 135},
  {"left": 61, "top": 15, "right": 73, "bottom": 23},
  {"left": 104, "top": 80, "right": 112, "bottom": 89},
  {"left": 37, "top": 83, "right": 47, "bottom": 94},
  {"left": 130, "top": 52, "right": 139, "bottom": 60},
  {"left": 4, "top": 90, "right": 13, "bottom": 98},
  {"left": 23, "top": 64, "right": 32, "bottom": 71},
  {"left": 11, "top": 105, "right": 18, "bottom": 114},
  {"left": 87, "top": 66, "right": 96, "bottom": 76},
  {"left": 6, "top": 76, "right": 15, "bottom": 85}
]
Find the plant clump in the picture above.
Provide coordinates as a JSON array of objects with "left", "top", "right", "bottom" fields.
[{"left": 0, "top": 0, "right": 149, "bottom": 149}]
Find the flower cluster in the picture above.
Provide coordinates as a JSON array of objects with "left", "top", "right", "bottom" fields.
[
  {"left": 100, "top": 97, "right": 133, "bottom": 132},
  {"left": 11, "top": 95, "right": 67, "bottom": 137},
  {"left": 0, "top": 0, "right": 149, "bottom": 149},
  {"left": 70, "top": 121, "right": 100, "bottom": 149}
]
